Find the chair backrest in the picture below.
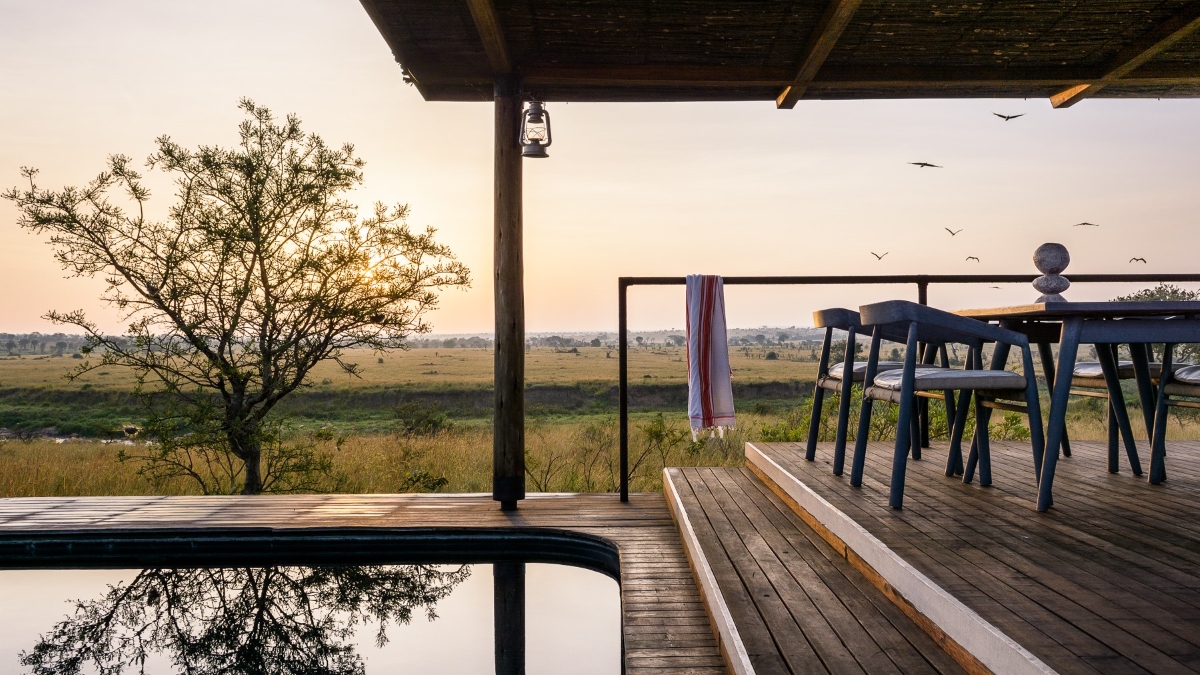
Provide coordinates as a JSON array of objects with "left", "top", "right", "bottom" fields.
[
  {"left": 812, "top": 308, "right": 860, "bottom": 330},
  {"left": 858, "top": 300, "right": 1028, "bottom": 349}
]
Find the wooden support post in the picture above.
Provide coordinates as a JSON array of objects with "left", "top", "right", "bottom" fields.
[{"left": 493, "top": 75, "right": 525, "bottom": 510}]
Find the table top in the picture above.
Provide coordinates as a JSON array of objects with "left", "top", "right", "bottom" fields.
[{"left": 955, "top": 301, "right": 1200, "bottom": 321}]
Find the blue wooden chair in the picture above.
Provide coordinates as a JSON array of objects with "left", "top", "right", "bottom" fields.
[
  {"left": 1070, "top": 355, "right": 1183, "bottom": 475},
  {"left": 852, "top": 301, "right": 1046, "bottom": 509},
  {"left": 1148, "top": 350, "right": 1200, "bottom": 484},
  {"left": 807, "top": 308, "right": 905, "bottom": 475}
]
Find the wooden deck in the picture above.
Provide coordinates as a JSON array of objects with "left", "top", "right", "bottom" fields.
[
  {"left": 0, "top": 492, "right": 725, "bottom": 675},
  {"left": 748, "top": 440, "right": 1200, "bottom": 675},
  {"left": 664, "top": 466, "right": 965, "bottom": 675}
]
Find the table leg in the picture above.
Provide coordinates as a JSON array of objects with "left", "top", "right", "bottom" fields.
[
  {"left": 1129, "top": 343, "right": 1156, "bottom": 440},
  {"left": 1107, "top": 402, "right": 1119, "bottom": 473},
  {"left": 1149, "top": 344, "right": 1174, "bottom": 485},
  {"left": 1037, "top": 342, "right": 1071, "bottom": 458},
  {"left": 1096, "top": 342, "right": 1142, "bottom": 476},
  {"left": 1039, "top": 318, "right": 1082, "bottom": 511}
]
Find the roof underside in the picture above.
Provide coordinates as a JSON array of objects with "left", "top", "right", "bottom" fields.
[{"left": 360, "top": 0, "right": 1200, "bottom": 105}]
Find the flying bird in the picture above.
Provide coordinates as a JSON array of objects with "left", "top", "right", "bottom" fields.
[
  {"left": 1130, "top": 257, "right": 1147, "bottom": 263},
  {"left": 870, "top": 252, "right": 888, "bottom": 260},
  {"left": 993, "top": 113, "right": 1024, "bottom": 121},
  {"left": 945, "top": 228, "right": 963, "bottom": 236},
  {"left": 1074, "top": 222, "right": 1100, "bottom": 227},
  {"left": 910, "top": 162, "right": 942, "bottom": 168},
  {"left": 966, "top": 256, "right": 980, "bottom": 262},
  {"left": 991, "top": 286, "right": 1002, "bottom": 289}
]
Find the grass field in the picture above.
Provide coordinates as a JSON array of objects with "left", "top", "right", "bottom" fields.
[
  {"left": 0, "top": 346, "right": 819, "bottom": 438},
  {"left": 0, "top": 345, "right": 817, "bottom": 390}
]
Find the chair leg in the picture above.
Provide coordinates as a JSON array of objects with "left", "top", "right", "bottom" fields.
[
  {"left": 1097, "top": 342, "right": 1142, "bottom": 476},
  {"left": 850, "top": 397, "right": 874, "bottom": 487},
  {"left": 806, "top": 387, "right": 827, "bottom": 461},
  {"left": 965, "top": 395, "right": 994, "bottom": 485},
  {"left": 919, "top": 344, "right": 935, "bottom": 448},
  {"left": 1107, "top": 402, "right": 1120, "bottom": 473},
  {"left": 832, "top": 327, "right": 857, "bottom": 475},
  {"left": 946, "top": 388, "right": 971, "bottom": 477},
  {"left": 889, "top": 323, "right": 920, "bottom": 509},
  {"left": 964, "top": 427, "right": 979, "bottom": 484},
  {"left": 907, "top": 403, "right": 916, "bottom": 456},
  {"left": 1021, "top": 344, "right": 1046, "bottom": 482},
  {"left": 979, "top": 419, "right": 993, "bottom": 488},
  {"left": 940, "top": 345, "right": 957, "bottom": 424},
  {"left": 806, "top": 327, "right": 834, "bottom": 461},
  {"left": 850, "top": 333, "right": 883, "bottom": 488}
]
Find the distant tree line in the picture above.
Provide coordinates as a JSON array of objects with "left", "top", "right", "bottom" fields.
[
  {"left": 0, "top": 332, "right": 108, "bottom": 357},
  {"left": 407, "top": 336, "right": 494, "bottom": 349}
]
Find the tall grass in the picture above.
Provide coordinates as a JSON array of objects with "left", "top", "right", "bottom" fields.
[
  {"left": 5, "top": 403, "right": 1198, "bottom": 498},
  {"left": 0, "top": 414, "right": 754, "bottom": 497}
]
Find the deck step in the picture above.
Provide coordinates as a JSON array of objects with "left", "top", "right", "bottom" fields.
[{"left": 664, "top": 466, "right": 964, "bottom": 675}]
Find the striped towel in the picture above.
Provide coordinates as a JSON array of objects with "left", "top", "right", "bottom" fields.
[{"left": 686, "top": 274, "right": 735, "bottom": 439}]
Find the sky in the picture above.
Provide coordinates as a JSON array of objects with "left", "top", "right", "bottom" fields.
[{"left": 1, "top": 1, "right": 1198, "bottom": 335}]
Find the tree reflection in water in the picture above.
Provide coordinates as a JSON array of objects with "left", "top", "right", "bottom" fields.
[{"left": 21, "top": 564, "right": 471, "bottom": 675}]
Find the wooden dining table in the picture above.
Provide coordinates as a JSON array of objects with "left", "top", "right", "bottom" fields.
[{"left": 955, "top": 301, "right": 1200, "bottom": 511}]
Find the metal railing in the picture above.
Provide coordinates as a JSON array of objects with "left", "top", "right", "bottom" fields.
[{"left": 617, "top": 273, "right": 1200, "bottom": 500}]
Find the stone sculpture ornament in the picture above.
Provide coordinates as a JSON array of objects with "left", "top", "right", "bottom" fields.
[{"left": 1033, "top": 242, "right": 1070, "bottom": 303}]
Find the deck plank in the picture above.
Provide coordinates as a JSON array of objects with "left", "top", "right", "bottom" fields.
[
  {"left": 666, "top": 467, "right": 964, "bottom": 675},
  {"left": 751, "top": 439, "right": 1200, "bottom": 674}
]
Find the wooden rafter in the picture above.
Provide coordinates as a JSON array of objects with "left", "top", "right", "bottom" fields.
[
  {"left": 1052, "top": 1, "right": 1200, "bottom": 108},
  {"left": 465, "top": 0, "right": 511, "bottom": 74},
  {"left": 504, "top": 64, "right": 1200, "bottom": 88},
  {"left": 776, "top": 0, "right": 863, "bottom": 109}
]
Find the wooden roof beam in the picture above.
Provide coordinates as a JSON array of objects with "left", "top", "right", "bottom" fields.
[
  {"left": 1052, "top": 1, "right": 1200, "bottom": 108},
  {"left": 776, "top": 0, "right": 863, "bottom": 109},
  {"left": 465, "top": 0, "right": 511, "bottom": 74}
]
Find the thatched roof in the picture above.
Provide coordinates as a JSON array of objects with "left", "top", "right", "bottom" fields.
[{"left": 359, "top": 0, "right": 1200, "bottom": 107}]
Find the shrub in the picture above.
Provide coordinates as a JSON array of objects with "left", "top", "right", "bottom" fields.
[{"left": 394, "top": 401, "right": 453, "bottom": 436}]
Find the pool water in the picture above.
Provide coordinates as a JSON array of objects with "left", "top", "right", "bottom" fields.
[{"left": 0, "top": 562, "right": 620, "bottom": 674}]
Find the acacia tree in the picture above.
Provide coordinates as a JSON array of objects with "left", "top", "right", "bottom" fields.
[{"left": 5, "top": 99, "right": 470, "bottom": 494}]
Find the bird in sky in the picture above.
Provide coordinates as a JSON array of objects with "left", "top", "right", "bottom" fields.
[
  {"left": 871, "top": 252, "right": 888, "bottom": 260},
  {"left": 993, "top": 113, "right": 1024, "bottom": 121},
  {"left": 910, "top": 162, "right": 942, "bottom": 168},
  {"left": 1074, "top": 222, "right": 1100, "bottom": 227},
  {"left": 966, "top": 256, "right": 980, "bottom": 262},
  {"left": 991, "top": 286, "right": 1002, "bottom": 289},
  {"left": 945, "top": 228, "right": 963, "bottom": 236},
  {"left": 1130, "top": 257, "right": 1148, "bottom": 263}
]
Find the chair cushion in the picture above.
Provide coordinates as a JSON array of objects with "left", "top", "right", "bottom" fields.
[
  {"left": 1071, "top": 361, "right": 1183, "bottom": 389},
  {"left": 826, "top": 361, "right": 906, "bottom": 382},
  {"left": 1072, "top": 361, "right": 1134, "bottom": 379},
  {"left": 1172, "top": 365, "right": 1200, "bottom": 385},
  {"left": 872, "top": 367, "right": 1027, "bottom": 392}
]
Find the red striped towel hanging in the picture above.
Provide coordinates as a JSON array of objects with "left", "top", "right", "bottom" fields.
[{"left": 686, "top": 274, "right": 735, "bottom": 439}]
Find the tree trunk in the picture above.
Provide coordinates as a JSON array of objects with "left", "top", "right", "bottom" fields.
[{"left": 230, "top": 427, "right": 264, "bottom": 495}]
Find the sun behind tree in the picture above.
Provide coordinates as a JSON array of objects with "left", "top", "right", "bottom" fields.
[{"left": 4, "top": 99, "right": 470, "bottom": 494}]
